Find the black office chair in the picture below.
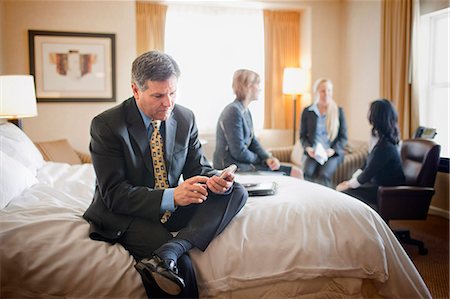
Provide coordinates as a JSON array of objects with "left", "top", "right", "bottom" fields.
[{"left": 376, "top": 139, "right": 441, "bottom": 255}]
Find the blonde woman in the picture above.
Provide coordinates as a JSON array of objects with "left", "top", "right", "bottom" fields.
[
  {"left": 214, "top": 69, "right": 303, "bottom": 178},
  {"left": 299, "top": 78, "right": 348, "bottom": 187}
]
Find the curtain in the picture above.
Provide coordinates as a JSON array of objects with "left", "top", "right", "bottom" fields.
[
  {"left": 380, "top": 0, "right": 414, "bottom": 139},
  {"left": 136, "top": 2, "right": 167, "bottom": 55},
  {"left": 263, "top": 10, "right": 300, "bottom": 130}
]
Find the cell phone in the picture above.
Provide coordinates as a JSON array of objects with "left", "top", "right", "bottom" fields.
[{"left": 220, "top": 164, "right": 237, "bottom": 178}]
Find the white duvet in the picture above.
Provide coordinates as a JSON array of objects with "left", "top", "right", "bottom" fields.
[{"left": 0, "top": 162, "right": 431, "bottom": 298}]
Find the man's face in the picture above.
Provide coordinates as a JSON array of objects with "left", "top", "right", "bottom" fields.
[{"left": 132, "top": 75, "right": 178, "bottom": 121}]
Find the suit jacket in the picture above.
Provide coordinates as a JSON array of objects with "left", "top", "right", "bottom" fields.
[
  {"left": 357, "top": 138, "right": 405, "bottom": 186},
  {"left": 213, "top": 99, "right": 270, "bottom": 171},
  {"left": 299, "top": 105, "right": 348, "bottom": 158},
  {"left": 83, "top": 97, "right": 215, "bottom": 242}
]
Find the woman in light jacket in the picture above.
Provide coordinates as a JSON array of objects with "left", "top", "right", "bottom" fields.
[
  {"left": 214, "top": 69, "right": 302, "bottom": 178},
  {"left": 300, "top": 78, "right": 348, "bottom": 187}
]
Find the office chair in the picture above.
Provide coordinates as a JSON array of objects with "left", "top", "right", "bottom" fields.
[{"left": 377, "top": 139, "right": 441, "bottom": 255}]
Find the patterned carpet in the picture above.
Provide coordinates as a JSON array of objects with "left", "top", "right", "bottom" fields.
[{"left": 390, "top": 215, "right": 449, "bottom": 299}]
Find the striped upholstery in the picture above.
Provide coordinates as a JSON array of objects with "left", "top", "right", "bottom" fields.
[
  {"left": 269, "top": 140, "right": 369, "bottom": 186},
  {"left": 269, "top": 145, "right": 293, "bottom": 163},
  {"left": 35, "top": 140, "right": 92, "bottom": 164},
  {"left": 332, "top": 141, "right": 368, "bottom": 186},
  {"left": 75, "top": 150, "right": 92, "bottom": 164}
]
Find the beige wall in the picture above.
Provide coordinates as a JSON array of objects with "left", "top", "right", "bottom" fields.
[
  {"left": 2, "top": 0, "right": 136, "bottom": 153},
  {"left": 308, "top": 0, "right": 343, "bottom": 103},
  {"left": 0, "top": 0, "right": 4, "bottom": 74},
  {"left": 340, "top": 0, "right": 381, "bottom": 141}
]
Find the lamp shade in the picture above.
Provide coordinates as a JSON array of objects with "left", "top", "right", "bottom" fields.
[
  {"left": 0, "top": 75, "right": 38, "bottom": 119},
  {"left": 282, "top": 68, "right": 307, "bottom": 95}
]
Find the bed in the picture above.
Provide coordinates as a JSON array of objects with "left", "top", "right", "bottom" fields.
[{"left": 0, "top": 122, "right": 431, "bottom": 298}]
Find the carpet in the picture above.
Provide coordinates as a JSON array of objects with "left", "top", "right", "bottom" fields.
[{"left": 391, "top": 215, "right": 449, "bottom": 299}]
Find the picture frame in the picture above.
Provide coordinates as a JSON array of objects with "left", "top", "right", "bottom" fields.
[{"left": 28, "top": 30, "right": 116, "bottom": 102}]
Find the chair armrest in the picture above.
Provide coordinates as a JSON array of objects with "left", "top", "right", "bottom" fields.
[
  {"left": 377, "top": 186, "right": 435, "bottom": 220},
  {"left": 268, "top": 145, "right": 294, "bottom": 163},
  {"left": 75, "top": 150, "right": 92, "bottom": 164}
]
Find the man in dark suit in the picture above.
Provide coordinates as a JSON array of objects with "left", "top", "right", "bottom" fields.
[{"left": 83, "top": 51, "right": 247, "bottom": 298}]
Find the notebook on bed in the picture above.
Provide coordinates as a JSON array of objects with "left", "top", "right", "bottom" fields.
[{"left": 242, "top": 182, "right": 278, "bottom": 196}]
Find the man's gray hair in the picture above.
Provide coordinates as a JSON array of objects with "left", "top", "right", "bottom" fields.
[{"left": 131, "top": 50, "right": 181, "bottom": 91}]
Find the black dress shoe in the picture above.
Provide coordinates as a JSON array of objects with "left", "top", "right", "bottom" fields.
[{"left": 135, "top": 255, "right": 185, "bottom": 296}]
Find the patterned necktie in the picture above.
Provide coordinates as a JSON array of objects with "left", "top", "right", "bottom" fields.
[{"left": 150, "top": 121, "right": 171, "bottom": 223}]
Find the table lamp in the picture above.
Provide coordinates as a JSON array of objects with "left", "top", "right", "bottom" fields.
[
  {"left": 0, "top": 75, "right": 38, "bottom": 129},
  {"left": 282, "top": 68, "right": 307, "bottom": 144}
]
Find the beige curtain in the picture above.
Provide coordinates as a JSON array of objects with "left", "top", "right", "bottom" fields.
[
  {"left": 380, "top": 0, "right": 415, "bottom": 139},
  {"left": 263, "top": 10, "right": 300, "bottom": 130},
  {"left": 136, "top": 2, "right": 167, "bottom": 55}
]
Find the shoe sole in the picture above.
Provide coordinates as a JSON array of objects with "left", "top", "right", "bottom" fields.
[
  {"left": 135, "top": 262, "right": 182, "bottom": 296},
  {"left": 151, "top": 271, "right": 182, "bottom": 296}
]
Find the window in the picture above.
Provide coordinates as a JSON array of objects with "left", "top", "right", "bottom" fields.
[
  {"left": 165, "top": 5, "right": 264, "bottom": 134},
  {"left": 419, "top": 7, "right": 449, "bottom": 157}
]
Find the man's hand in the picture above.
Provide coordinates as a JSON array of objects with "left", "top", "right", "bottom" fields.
[
  {"left": 265, "top": 157, "right": 280, "bottom": 171},
  {"left": 206, "top": 171, "right": 234, "bottom": 194},
  {"left": 174, "top": 176, "right": 209, "bottom": 207}
]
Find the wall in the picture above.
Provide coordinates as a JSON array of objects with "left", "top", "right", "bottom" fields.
[
  {"left": 307, "top": 0, "right": 343, "bottom": 103},
  {"left": 2, "top": 0, "right": 136, "bottom": 152},
  {"left": 0, "top": 0, "right": 4, "bottom": 74},
  {"left": 340, "top": 0, "right": 381, "bottom": 141}
]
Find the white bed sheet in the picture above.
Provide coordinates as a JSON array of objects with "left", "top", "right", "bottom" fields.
[
  {"left": 1, "top": 162, "right": 146, "bottom": 298},
  {"left": 0, "top": 162, "right": 431, "bottom": 298},
  {"left": 194, "top": 174, "right": 430, "bottom": 298}
]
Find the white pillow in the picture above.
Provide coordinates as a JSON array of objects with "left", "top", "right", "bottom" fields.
[
  {"left": 0, "top": 123, "right": 44, "bottom": 174},
  {"left": 290, "top": 140, "right": 304, "bottom": 166},
  {"left": 0, "top": 151, "right": 38, "bottom": 209}
]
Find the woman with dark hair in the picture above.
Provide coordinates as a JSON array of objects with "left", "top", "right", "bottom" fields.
[{"left": 336, "top": 99, "right": 405, "bottom": 206}]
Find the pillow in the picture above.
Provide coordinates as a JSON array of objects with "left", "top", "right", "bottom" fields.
[
  {"left": 34, "top": 139, "right": 82, "bottom": 165},
  {"left": 0, "top": 151, "right": 38, "bottom": 209},
  {"left": 0, "top": 123, "right": 44, "bottom": 174},
  {"left": 290, "top": 140, "right": 304, "bottom": 166}
]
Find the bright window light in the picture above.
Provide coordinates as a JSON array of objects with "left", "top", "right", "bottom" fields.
[
  {"left": 419, "top": 7, "right": 449, "bottom": 158},
  {"left": 165, "top": 5, "right": 264, "bottom": 134}
]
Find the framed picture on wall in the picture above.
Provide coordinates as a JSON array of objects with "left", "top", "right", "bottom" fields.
[{"left": 28, "top": 30, "right": 116, "bottom": 102}]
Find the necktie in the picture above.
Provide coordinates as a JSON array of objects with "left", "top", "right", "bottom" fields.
[{"left": 150, "top": 121, "right": 171, "bottom": 223}]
